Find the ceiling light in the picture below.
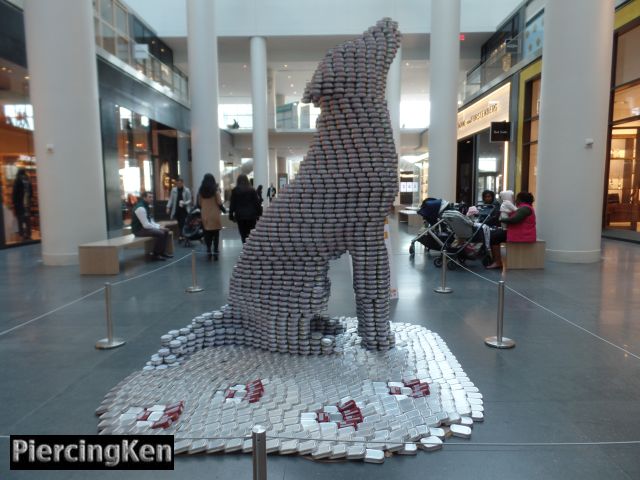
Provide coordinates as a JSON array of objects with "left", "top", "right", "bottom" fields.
[
  {"left": 287, "top": 75, "right": 291, "bottom": 79},
  {"left": 243, "top": 64, "right": 247, "bottom": 68},
  {"left": 405, "top": 62, "right": 410, "bottom": 66},
  {"left": 24, "top": 75, "right": 30, "bottom": 80},
  {"left": 290, "top": 83, "right": 294, "bottom": 87},
  {"left": 283, "top": 64, "right": 288, "bottom": 68}
]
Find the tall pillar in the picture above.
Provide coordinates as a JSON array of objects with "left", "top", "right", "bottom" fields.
[
  {"left": 251, "top": 36, "right": 269, "bottom": 191},
  {"left": 267, "top": 68, "right": 277, "bottom": 130},
  {"left": 536, "top": 0, "right": 614, "bottom": 263},
  {"left": 24, "top": 0, "right": 107, "bottom": 265},
  {"left": 268, "top": 148, "right": 278, "bottom": 190},
  {"left": 187, "top": 0, "right": 221, "bottom": 187},
  {"left": 428, "top": 0, "right": 460, "bottom": 200}
]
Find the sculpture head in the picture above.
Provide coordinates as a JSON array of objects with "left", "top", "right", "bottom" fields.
[{"left": 302, "top": 18, "right": 402, "bottom": 106}]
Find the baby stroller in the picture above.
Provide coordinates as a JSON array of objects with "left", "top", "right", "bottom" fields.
[
  {"left": 182, "top": 208, "right": 204, "bottom": 247},
  {"left": 408, "top": 198, "right": 458, "bottom": 257},
  {"left": 436, "top": 210, "right": 493, "bottom": 269}
]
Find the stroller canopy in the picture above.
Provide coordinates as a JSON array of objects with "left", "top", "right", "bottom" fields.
[{"left": 417, "top": 198, "right": 449, "bottom": 225}]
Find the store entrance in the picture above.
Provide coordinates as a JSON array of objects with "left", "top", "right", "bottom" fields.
[
  {"left": 605, "top": 125, "right": 640, "bottom": 232},
  {"left": 457, "top": 138, "right": 474, "bottom": 205}
]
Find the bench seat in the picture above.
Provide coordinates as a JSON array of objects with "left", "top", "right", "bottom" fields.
[
  {"left": 502, "top": 240, "right": 545, "bottom": 269},
  {"left": 79, "top": 233, "right": 174, "bottom": 275}
]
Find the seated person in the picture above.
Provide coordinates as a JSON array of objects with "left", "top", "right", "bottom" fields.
[
  {"left": 131, "top": 191, "right": 173, "bottom": 261},
  {"left": 476, "top": 190, "right": 501, "bottom": 227},
  {"left": 499, "top": 190, "right": 517, "bottom": 228},
  {"left": 486, "top": 191, "right": 536, "bottom": 269}
]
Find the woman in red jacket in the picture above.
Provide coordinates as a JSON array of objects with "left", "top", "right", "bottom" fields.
[{"left": 486, "top": 191, "right": 536, "bottom": 269}]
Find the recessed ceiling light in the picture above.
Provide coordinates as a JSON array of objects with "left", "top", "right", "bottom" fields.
[
  {"left": 405, "top": 62, "right": 410, "bottom": 66},
  {"left": 293, "top": 91, "right": 297, "bottom": 95},
  {"left": 283, "top": 64, "right": 288, "bottom": 68},
  {"left": 290, "top": 83, "right": 294, "bottom": 87},
  {"left": 287, "top": 75, "right": 291, "bottom": 79},
  {"left": 243, "top": 64, "right": 247, "bottom": 68}
]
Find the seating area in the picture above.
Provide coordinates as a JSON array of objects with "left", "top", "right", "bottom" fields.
[
  {"left": 502, "top": 240, "right": 546, "bottom": 269},
  {"left": 78, "top": 233, "right": 174, "bottom": 275}
]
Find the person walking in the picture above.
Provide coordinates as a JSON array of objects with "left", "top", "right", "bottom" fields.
[
  {"left": 131, "top": 191, "right": 172, "bottom": 260},
  {"left": 166, "top": 177, "right": 192, "bottom": 241},
  {"left": 12, "top": 169, "right": 32, "bottom": 240},
  {"left": 266, "top": 183, "right": 276, "bottom": 204},
  {"left": 197, "top": 173, "right": 225, "bottom": 260},
  {"left": 229, "top": 174, "right": 262, "bottom": 243},
  {"left": 256, "top": 185, "right": 264, "bottom": 204}
]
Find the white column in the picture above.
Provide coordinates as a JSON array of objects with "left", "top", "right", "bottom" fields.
[
  {"left": 536, "top": 0, "right": 614, "bottom": 263},
  {"left": 23, "top": 0, "right": 106, "bottom": 265},
  {"left": 268, "top": 148, "right": 278, "bottom": 190},
  {"left": 267, "top": 68, "right": 276, "bottom": 130},
  {"left": 251, "top": 36, "right": 269, "bottom": 191},
  {"left": 428, "top": 0, "right": 460, "bottom": 201},
  {"left": 187, "top": 0, "right": 221, "bottom": 187}
]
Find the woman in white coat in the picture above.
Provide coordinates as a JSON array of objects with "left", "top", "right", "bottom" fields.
[{"left": 166, "top": 177, "right": 192, "bottom": 240}]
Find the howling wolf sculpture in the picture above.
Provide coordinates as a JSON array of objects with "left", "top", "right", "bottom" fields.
[{"left": 217, "top": 18, "right": 402, "bottom": 354}]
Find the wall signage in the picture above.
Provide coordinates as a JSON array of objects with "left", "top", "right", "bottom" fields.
[{"left": 457, "top": 83, "right": 510, "bottom": 139}]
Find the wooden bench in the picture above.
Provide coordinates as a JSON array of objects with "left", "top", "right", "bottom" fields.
[
  {"left": 502, "top": 240, "right": 546, "bottom": 269},
  {"left": 78, "top": 232, "right": 174, "bottom": 275},
  {"left": 398, "top": 209, "right": 423, "bottom": 227}
]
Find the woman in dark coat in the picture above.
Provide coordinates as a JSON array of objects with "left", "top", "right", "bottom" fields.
[{"left": 229, "top": 174, "right": 262, "bottom": 243}]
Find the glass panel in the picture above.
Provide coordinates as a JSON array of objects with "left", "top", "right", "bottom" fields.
[
  {"left": 528, "top": 143, "right": 538, "bottom": 199},
  {"left": 94, "top": 17, "right": 101, "bottom": 47},
  {"left": 531, "top": 78, "right": 541, "bottom": 116},
  {"left": 606, "top": 131, "right": 639, "bottom": 231},
  {"left": 101, "top": 24, "right": 116, "bottom": 56},
  {"left": 529, "top": 119, "right": 539, "bottom": 142},
  {"left": 116, "top": 36, "right": 130, "bottom": 64},
  {"left": 615, "top": 25, "right": 640, "bottom": 87},
  {"left": 100, "top": 0, "right": 113, "bottom": 23},
  {"left": 475, "top": 130, "right": 505, "bottom": 202},
  {"left": 612, "top": 83, "right": 640, "bottom": 122},
  {"left": 114, "top": 2, "right": 128, "bottom": 35}
]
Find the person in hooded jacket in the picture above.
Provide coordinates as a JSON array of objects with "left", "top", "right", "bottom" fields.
[
  {"left": 476, "top": 189, "right": 501, "bottom": 227},
  {"left": 229, "top": 174, "right": 262, "bottom": 243}
]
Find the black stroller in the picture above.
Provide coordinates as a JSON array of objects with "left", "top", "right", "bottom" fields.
[
  {"left": 182, "top": 208, "right": 204, "bottom": 247},
  {"left": 436, "top": 209, "right": 494, "bottom": 269},
  {"left": 408, "top": 198, "right": 460, "bottom": 258}
]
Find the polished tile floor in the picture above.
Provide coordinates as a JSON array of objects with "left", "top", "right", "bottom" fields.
[{"left": 1, "top": 220, "right": 639, "bottom": 479}]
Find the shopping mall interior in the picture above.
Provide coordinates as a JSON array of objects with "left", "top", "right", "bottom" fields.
[{"left": 1, "top": 0, "right": 640, "bottom": 478}]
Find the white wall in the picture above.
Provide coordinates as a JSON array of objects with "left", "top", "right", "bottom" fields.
[{"left": 126, "top": 0, "right": 524, "bottom": 37}]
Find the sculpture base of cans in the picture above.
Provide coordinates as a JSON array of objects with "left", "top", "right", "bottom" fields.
[{"left": 97, "top": 319, "right": 483, "bottom": 463}]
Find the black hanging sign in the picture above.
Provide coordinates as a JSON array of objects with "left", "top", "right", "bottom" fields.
[{"left": 490, "top": 121, "right": 511, "bottom": 142}]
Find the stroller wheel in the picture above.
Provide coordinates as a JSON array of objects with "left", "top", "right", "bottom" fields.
[
  {"left": 447, "top": 260, "right": 457, "bottom": 271},
  {"left": 433, "top": 256, "right": 443, "bottom": 268},
  {"left": 409, "top": 243, "right": 415, "bottom": 256}
]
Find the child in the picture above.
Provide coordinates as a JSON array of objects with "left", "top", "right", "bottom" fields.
[{"left": 499, "top": 190, "right": 517, "bottom": 228}]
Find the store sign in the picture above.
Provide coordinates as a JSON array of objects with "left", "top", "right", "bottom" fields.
[
  {"left": 490, "top": 121, "right": 511, "bottom": 142},
  {"left": 457, "top": 83, "right": 510, "bottom": 139}
]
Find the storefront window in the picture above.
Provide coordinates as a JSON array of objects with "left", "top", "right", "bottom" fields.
[
  {"left": 117, "top": 106, "right": 152, "bottom": 225},
  {"left": 522, "top": 77, "right": 541, "bottom": 197},
  {"left": 612, "top": 82, "right": 640, "bottom": 122},
  {"left": 0, "top": 60, "right": 40, "bottom": 247},
  {"left": 605, "top": 129, "right": 639, "bottom": 232}
]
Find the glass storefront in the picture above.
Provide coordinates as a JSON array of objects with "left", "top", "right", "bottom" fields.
[
  {"left": 456, "top": 83, "right": 511, "bottom": 205},
  {"left": 605, "top": 22, "right": 640, "bottom": 237},
  {"left": 0, "top": 58, "right": 40, "bottom": 247},
  {"left": 521, "top": 76, "right": 541, "bottom": 197}
]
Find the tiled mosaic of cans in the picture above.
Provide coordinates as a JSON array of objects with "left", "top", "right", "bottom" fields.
[{"left": 97, "top": 319, "right": 483, "bottom": 463}]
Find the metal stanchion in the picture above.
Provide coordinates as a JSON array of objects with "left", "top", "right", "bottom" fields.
[
  {"left": 185, "top": 250, "right": 204, "bottom": 293},
  {"left": 96, "top": 283, "right": 125, "bottom": 349},
  {"left": 252, "top": 425, "right": 267, "bottom": 480},
  {"left": 434, "top": 252, "right": 453, "bottom": 294},
  {"left": 485, "top": 280, "right": 515, "bottom": 349}
]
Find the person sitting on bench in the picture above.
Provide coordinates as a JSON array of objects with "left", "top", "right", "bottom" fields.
[
  {"left": 486, "top": 191, "right": 536, "bottom": 269},
  {"left": 131, "top": 191, "right": 173, "bottom": 261}
]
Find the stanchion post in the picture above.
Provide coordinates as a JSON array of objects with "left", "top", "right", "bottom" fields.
[
  {"left": 485, "top": 280, "right": 515, "bottom": 349},
  {"left": 96, "top": 282, "right": 125, "bottom": 349},
  {"left": 434, "top": 252, "right": 453, "bottom": 294},
  {"left": 185, "top": 250, "right": 204, "bottom": 293},
  {"left": 252, "top": 425, "right": 267, "bottom": 480}
]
